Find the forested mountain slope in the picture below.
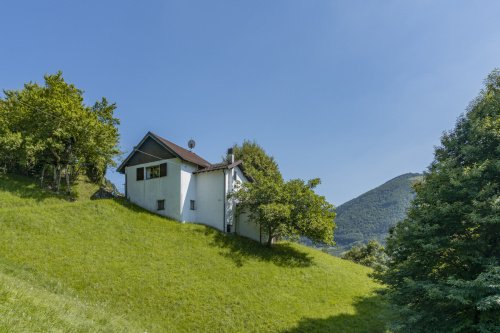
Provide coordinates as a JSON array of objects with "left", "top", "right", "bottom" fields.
[{"left": 334, "top": 173, "right": 422, "bottom": 249}]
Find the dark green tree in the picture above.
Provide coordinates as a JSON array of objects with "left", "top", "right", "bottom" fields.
[{"left": 377, "top": 70, "right": 500, "bottom": 332}]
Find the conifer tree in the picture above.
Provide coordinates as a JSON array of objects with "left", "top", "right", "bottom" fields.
[{"left": 378, "top": 70, "right": 500, "bottom": 332}]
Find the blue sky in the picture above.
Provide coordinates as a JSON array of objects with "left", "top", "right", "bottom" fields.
[{"left": 1, "top": 1, "right": 499, "bottom": 205}]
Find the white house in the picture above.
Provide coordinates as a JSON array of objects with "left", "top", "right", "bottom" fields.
[{"left": 117, "top": 132, "right": 262, "bottom": 242}]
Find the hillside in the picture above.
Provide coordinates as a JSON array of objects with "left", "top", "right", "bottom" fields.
[
  {"left": 0, "top": 174, "right": 390, "bottom": 332},
  {"left": 334, "top": 173, "right": 422, "bottom": 249}
]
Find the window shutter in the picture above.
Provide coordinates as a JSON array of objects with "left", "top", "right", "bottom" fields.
[
  {"left": 136, "top": 167, "right": 144, "bottom": 181},
  {"left": 160, "top": 163, "right": 167, "bottom": 177}
]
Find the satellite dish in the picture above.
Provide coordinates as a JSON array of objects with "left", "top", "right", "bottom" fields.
[{"left": 188, "top": 139, "right": 196, "bottom": 150}]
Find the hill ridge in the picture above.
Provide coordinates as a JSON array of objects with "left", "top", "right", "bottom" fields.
[{"left": 334, "top": 172, "right": 422, "bottom": 249}]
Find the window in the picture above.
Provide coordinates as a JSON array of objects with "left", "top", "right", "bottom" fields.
[
  {"left": 157, "top": 199, "right": 165, "bottom": 211},
  {"left": 144, "top": 163, "right": 167, "bottom": 179},
  {"left": 190, "top": 200, "right": 196, "bottom": 210},
  {"left": 136, "top": 167, "right": 144, "bottom": 181},
  {"left": 146, "top": 165, "right": 161, "bottom": 179},
  {"left": 233, "top": 171, "right": 237, "bottom": 181}
]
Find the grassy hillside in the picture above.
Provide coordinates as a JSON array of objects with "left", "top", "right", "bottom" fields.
[
  {"left": 0, "top": 174, "right": 390, "bottom": 332},
  {"left": 334, "top": 173, "right": 422, "bottom": 249}
]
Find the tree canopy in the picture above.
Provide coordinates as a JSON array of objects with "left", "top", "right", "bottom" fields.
[
  {"left": 377, "top": 69, "right": 500, "bottom": 332},
  {"left": 232, "top": 140, "right": 281, "bottom": 182},
  {"left": 231, "top": 141, "right": 335, "bottom": 247},
  {"left": 0, "top": 72, "right": 120, "bottom": 193},
  {"left": 341, "top": 240, "right": 387, "bottom": 271}
]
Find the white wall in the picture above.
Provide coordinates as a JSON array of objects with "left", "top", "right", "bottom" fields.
[
  {"left": 125, "top": 158, "right": 181, "bottom": 220},
  {"left": 231, "top": 166, "right": 263, "bottom": 242},
  {"left": 236, "top": 211, "right": 262, "bottom": 242},
  {"left": 180, "top": 163, "right": 198, "bottom": 222},
  {"left": 196, "top": 170, "right": 225, "bottom": 231},
  {"left": 125, "top": 160, "right": 264, "bottom": 243}
]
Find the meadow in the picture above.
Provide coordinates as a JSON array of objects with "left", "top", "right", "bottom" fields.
[{"left": 0, "top": 174, "right": 390, "bottom": 332}]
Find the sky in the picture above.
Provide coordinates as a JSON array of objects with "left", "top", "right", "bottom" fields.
[{"left": 1, "top": 1, "right": 499, "bottom": 205}]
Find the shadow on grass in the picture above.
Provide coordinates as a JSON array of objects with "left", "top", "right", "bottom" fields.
[
  {"left": 202, "top": 228, "right": 314, "bottom": 268},
  {"left": 0, "top": 174, "right": 65, "bottom": 202},
  {"left": 283, "top": 294, "right": 391, "bottom": 333},
  {"left": 111, "top": 197, "right": 314, "bottom": 268}
]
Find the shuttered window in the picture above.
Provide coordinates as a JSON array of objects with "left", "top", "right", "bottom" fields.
[
  {"left": 136, "top": 167, "right": 144, "bottom": 181},
  {"left": 160, "top": 163, "right": 167, "bottom": 177}
]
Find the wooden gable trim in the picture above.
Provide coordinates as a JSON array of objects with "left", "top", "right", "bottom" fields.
[{"left": 117, "top": 132, "right": 203, "bottom": 173}]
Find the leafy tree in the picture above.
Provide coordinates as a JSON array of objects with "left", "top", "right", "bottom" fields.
[
  {"left": 232, "top": 140, "right": 281, "bottom": 181},
  {"left": 341, "top": 240, "right": 387, "bottom": 270},
  {"left": 377, "top": 70, "right": 500, "bottom": 332},
  {"left": 233, "top": 172, "right": 335, "bottom": 247},
  {"left": 0, "top": 72, "right": 120, "bottom": 192}
]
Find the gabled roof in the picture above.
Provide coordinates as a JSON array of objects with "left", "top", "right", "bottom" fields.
[
  {"left": 150, "top": 132, "right": 211, "bottom": 168},
  {"left": 117, "top": 132, "right": 211, "bottom": 173}
]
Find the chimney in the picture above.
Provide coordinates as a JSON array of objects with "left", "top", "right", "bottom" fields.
[{"left": 227, "top": 148, "right": 234, "bottom": 164}]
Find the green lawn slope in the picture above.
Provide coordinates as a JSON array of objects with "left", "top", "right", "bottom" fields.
[{"left": 0, "top": 174, "right": 390, "bottom": 332}]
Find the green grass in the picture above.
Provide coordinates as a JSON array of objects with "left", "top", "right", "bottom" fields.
[{"left": 0, "top": 174, "right": 390, "bottom": 332}]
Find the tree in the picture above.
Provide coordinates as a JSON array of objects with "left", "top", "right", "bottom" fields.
[
  {"left": 233, "top": 170, "right": 335, "bottom": 247},
  {"left": 232, "top": 140, "right": 281, "bottom": 182},
  {"left": 0, "top": 72, "right": 120, "bottom": 192},
  {"left": 377, "top": 70, "right": 500, "bottom": 332},
  {"left": 341, "top": 240, "right": 387, "bottom": 270}
]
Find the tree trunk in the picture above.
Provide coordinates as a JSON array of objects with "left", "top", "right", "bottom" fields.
[
  {"left": 56, "top": 165, "right": 61, "bottom": 193},
  {"left": 53, "top": 165, "right": 57, "bottom": 188},
  {"left": 65, "top": 164, "right": 71, "bottom": 194},
  {"left": 267, "top": 227, "right": 274, "bottom": 247},
  {"left": 40, "top": 165, "right": 46, "bottom": 188}
]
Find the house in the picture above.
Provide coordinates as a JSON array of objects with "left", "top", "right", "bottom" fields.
[{"left": 117, "top": 132, "right": 262, "bottom": 242}]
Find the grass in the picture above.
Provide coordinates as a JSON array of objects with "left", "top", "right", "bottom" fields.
[{"left": 0, "top": 174, "right": 391, "bottom": 332}]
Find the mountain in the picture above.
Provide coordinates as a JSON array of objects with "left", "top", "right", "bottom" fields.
[
  {"left": 0, "top": 174, "right": 389, "bottom": 332},
  {"left": 334, "top": 173, "right": 422, "bottom": 250}
]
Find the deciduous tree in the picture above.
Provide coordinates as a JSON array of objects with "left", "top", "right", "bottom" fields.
[
  {"left": 0, "top": 72, "right": 120, "bottom": 192},
  {"left": 233, "top": 164, "right": 335, "bottom": 247}
]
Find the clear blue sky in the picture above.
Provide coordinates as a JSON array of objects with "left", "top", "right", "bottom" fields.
[{"left": 1, "top": 1, "right": 499, "bottom": 205}]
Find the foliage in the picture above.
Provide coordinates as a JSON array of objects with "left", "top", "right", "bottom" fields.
[
  {"left": 231, "top": 140, "right": 335, "bottom": 247},
  {"left": 233, "top": 175, "right": 335, "bottom": 247},
  {"left": 342, "top": 240, "right": 388, "bottom": 271},
  {"left": 0, "top": 174, "right": 389, "bottom": 332},
  {"left": 377, "top": 69, "right": 500, "bottom": 332},
  {"left": 0, "top": 72, "right": 120, "bottom": 192},
  {"left": 334, "top": 173, "right": 422, "bottom": 248},
  {"left": 232, "top": 140, "right": 281, "bottom": 181}
]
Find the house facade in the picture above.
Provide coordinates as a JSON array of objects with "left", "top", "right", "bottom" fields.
[{"left": 117, "top": 132, "right": 262, "bottom": 242}]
